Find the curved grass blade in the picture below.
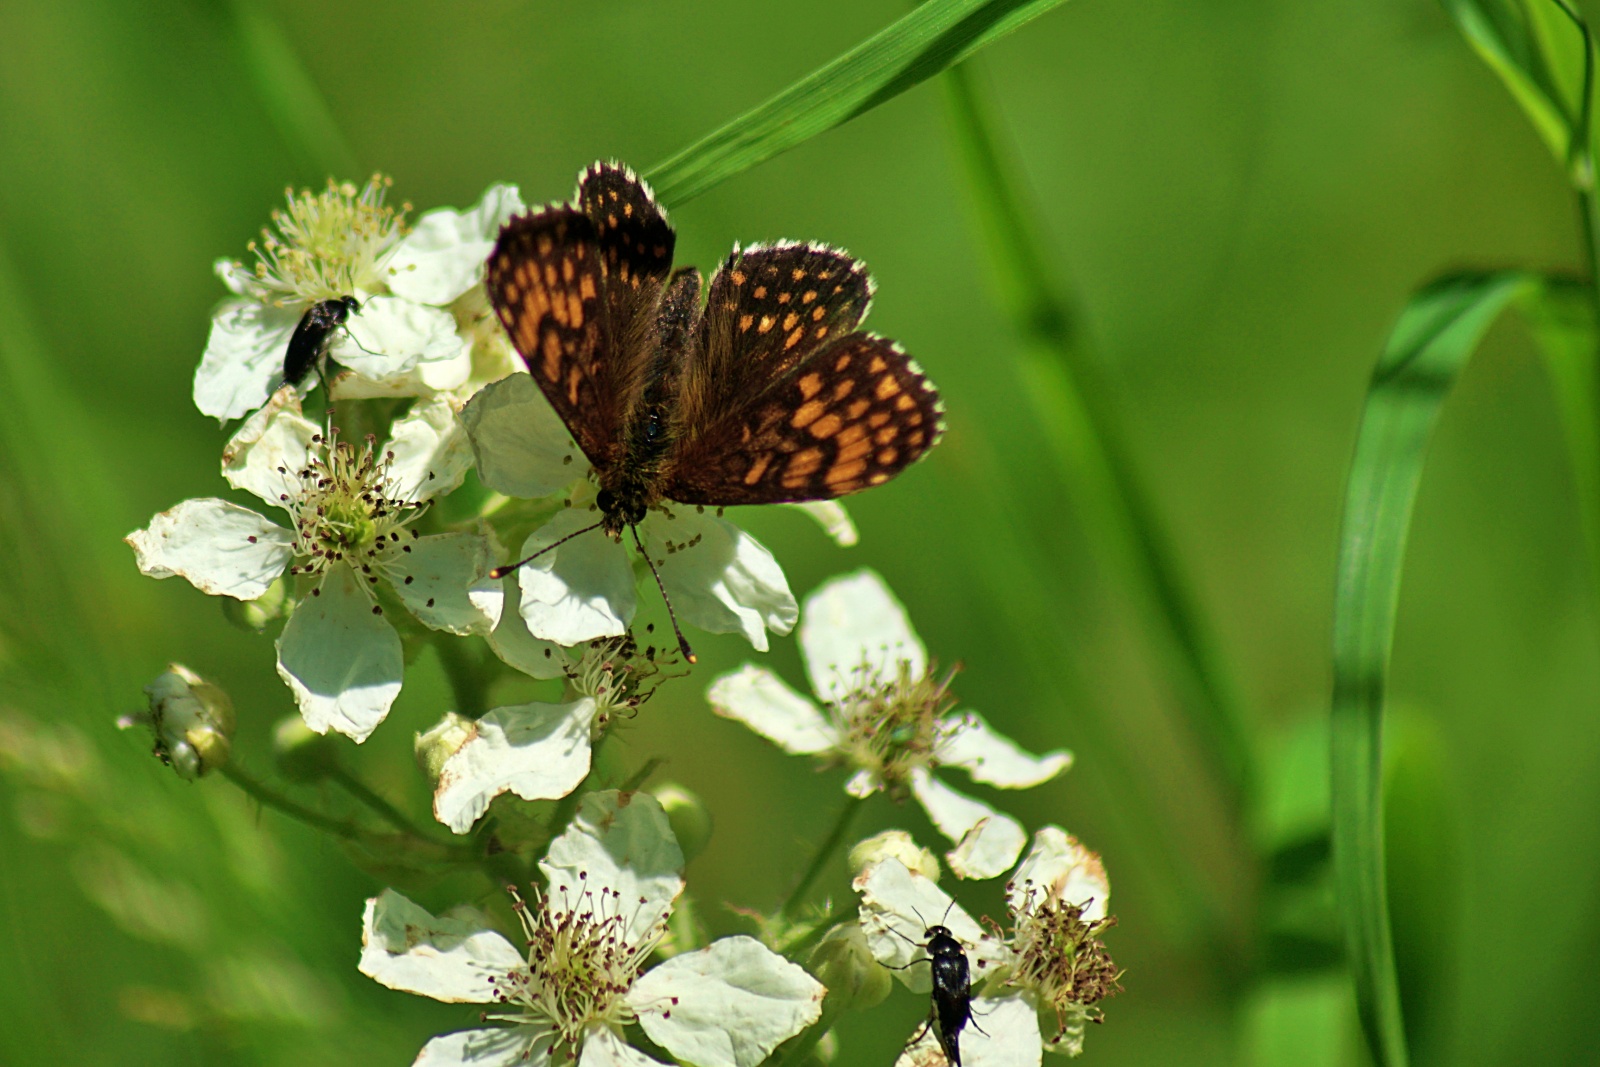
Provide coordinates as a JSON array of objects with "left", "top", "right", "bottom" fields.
[
  {"left": 1438, "top": 0, "right": 1592, "bottom": 178},
  {"left": 939, "top": 59, "right": 1254, "bottom": 811},
  {"left": 644, "top": 0, "right": 1072, "bottom": 205},
  {"left": 1331, "top": 270, "right": 1537, "bottom": 1067}
]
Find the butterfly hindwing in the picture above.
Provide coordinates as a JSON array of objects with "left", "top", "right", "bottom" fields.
[
  {"left": 485, "top": 208, "right": 623, "bottom": 468},
  {"left": 664, "top": 332, "right": 943, "bottom": 505},
  {"left": 684, "top": 243, "right": 873, "bottom": 435}
]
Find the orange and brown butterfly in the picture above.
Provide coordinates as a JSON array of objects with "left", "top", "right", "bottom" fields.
[{"left": 484, "top": 162, "right": 944, "bottom": 655}]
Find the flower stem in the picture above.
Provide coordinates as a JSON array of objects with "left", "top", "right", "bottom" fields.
[
  {"left": 329, "top": 766, "right": 429, "bottom": 838},
  {"left": 220, "top": 762, "right": 368, "bottom": 841},
  {"left": 781, "top": 794, "right": 864, "bottom": 918},
  {"left": 773, "top": 998, "right": 846, "bottom": 1067},
  {"left": 432, "top": 633, "right": 490, "bottom": 718}
]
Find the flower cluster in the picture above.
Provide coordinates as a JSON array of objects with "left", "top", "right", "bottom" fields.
[{"left": 125, "top": 170, "right": 1121, "bottom": 1065}]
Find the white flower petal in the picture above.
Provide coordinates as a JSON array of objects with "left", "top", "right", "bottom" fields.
[
  {"left": 646, "top": 509, "right": 796, "bottom": 653},
  {"left": 799, "top": 569, "right": 926, "bottom": 703},
  {"left": 845, "top": 769, "right": 884, "bottom": 798},
  {"left": 579, "top": 1029, "right": 666, "bottom": 1067},
  {"left": 194, "top": 299, "right": 300, "bottom": 421},
  {"left": 275, "top": 563, "right": 403, "bottom": 742},
  {"left": 784, "top": 500, "right": 858, "bottom": 547},
  {"left": 382, "top": 533, "right": 497, "bottom": 635},
  {"left": 221, "top": 406, "right": 320, "bottom": 508},
  {"left": 706, "top": 664, "right": 837, "bottom": 755},
  {"left": 462, "top": 373, "right": 584, "bottom": 499},
  {"left": 1005, "top": 827, "right": 1110, "bottom": 922},
  {"left": 359, "top": 889, "right": 526, "bottom": 1002},
  {"left": 387, "top": 184, "right": 526, "bottom": 305},
  {"left": 387, "top": 396, "right": 474, "bottom": 502},
  {"left": 937, "top": 713, "right": 1072, "bottom": 790},
  {"left": 538, "top": 790, "right": 684, "bottom": 943},
  {"left": 126, "top": 499, "right": 292, "bottom": 600},
  {"left": 433, "top": 700, "right": 597, "bottom": 834},
  {"left": 214, "top": 258, "right": 266, "bottom": 298},
  {"left": 853, "top": 858, "right": 988, "bottom": 991},
  {"left": 483, "top": 576, "right": 569, "bottom": 679},
  {"left": 516, "top": 510, "right": 634, "bottom": 646},
  {"left": 415, "top": 1028, "right": 547, "bottom": 1067},
  {"left": 893, "top": 995, "right": 1040, "bottom": 1067},
  {"left": 910, "top": 770, "right": 1027, "bottom": 880},
  {"left": 628, "top": 936, "right": 826, "bottom": 1067},
  {"left": 330, "top": 297, "right": 467, "bottom": 380}
]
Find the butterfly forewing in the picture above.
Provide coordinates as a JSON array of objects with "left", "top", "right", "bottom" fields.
[
  {"left": 485, "top": 209, "right": 622, "bottom": 468},
  {"left": 665, "top": 332, "right": 943, "bottom": 505}
]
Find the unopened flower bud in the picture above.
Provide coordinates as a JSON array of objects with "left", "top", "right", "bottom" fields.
[
  {"left": 272, "top": 716, "right": 340, "bottom": 782},
  {"left": 220, "top": 577, "right": 292, "bottom": 632},
  {"left": 652, "top": 782, "right": 712, "bottom": 861},
  {"left": 849, "top": 829, "right": 940, "bottom": 881},
  {"left": 414, "top": 712, "right": 476, "bottom": 787},
  {"left": 808, "top": 922, "right": 892, "bottom": 1012},
  {"left": 121, "top": 664, "right": 234, "bottom": 780}
]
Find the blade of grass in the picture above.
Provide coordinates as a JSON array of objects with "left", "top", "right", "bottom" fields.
[
  {"left": 1437, "top": 0, "right": 1590, "bottom": 176},
  {"left": 224, "top": 0, "right": 359, "bottom": 179},
  {"left": 643, "top": 0, "right": 1072, "bottom": 205},
  {"left": 938, "top": 59, "right": 1255, "bottom": 811},
  {"left": 1520, "top": 277, "right": 1600, "bottom": 583},
  {"left": 1330, "top": 270, "right": 1537, "bottom": 1067}
]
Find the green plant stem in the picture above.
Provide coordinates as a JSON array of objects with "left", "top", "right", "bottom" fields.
[
  {"left": 778, "top": 903, "right": 859, "bottom": 958},
  {"left": 220, "top": 763, "right": 368, "bottom": 841},
  {"left": 433, "top": 634, "right": 489, "bottom": 718},
  {"left": 781, "top": 795, "right": 865, "bottom": 919},
  {"left": 329, "top": 767, "right": 429, "bottom": 838},
  {"left": 940, "top": 60, "right": 1253, "bottom": 810},
  {"left": 774, "top": 999, "right": 847, "bottom": 1067}
]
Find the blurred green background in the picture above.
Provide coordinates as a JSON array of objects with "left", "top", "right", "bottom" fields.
[{"left": 2, "top": 0, "right": 1597, "bottom": 1064}]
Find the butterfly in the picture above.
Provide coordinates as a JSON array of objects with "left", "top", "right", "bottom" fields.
[{"left": 484, "top": 162, "right": 944, "bottom": 655}]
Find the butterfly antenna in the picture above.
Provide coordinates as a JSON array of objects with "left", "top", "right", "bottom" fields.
[
  {"left": 630, "top": 525, "right": 696, "bottom": 664},
  {"left": 489, "top": 520, "right": 605, "bottom": 579}
]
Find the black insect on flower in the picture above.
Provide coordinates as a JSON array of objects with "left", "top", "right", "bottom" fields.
[
  {"left": 284, "top": 295, "right": 361, "bottom": 390},
  {"left": 914, "top": 922, "right": 979, "bottom": 1067}
]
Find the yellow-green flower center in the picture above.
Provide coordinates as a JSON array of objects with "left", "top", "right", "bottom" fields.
[
  {"left": 245, "top": 175, "right": 410, "bottom": 304},
  {"left": 835, "top": 660, "right": 958, "bottom": 794},
  {"left": 286, "top": 430, "right": 421, "bottom": 584},
  {"left": 487, "top": 885, "right": 663, "bottom": 1056}
]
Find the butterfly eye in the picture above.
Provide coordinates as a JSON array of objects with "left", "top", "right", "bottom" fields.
[{"left": 597, "top": 489, "right": 617, "bottom": 513}]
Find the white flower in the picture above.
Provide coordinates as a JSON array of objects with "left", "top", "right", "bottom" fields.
[
  {"left": 461, "top": 373, "right": 799, "bottom": 653},
  {"left": 429, "top": 636, "right": 675, "bottom": 832},
  {"left": 360, "top": 791, "right": 826, "bottom": 1067},
  {"left": 856, "top": 830, "right": 1119, "bottom": 1064},
  {"left": 195, "top": 178, "right": 524, "bottom": 421},
  {"left": 709, "top": 570, "right": 1072, "bottom": 878},
  {"left": 126, "top": 401, "right": 490, "bottom": 742}
]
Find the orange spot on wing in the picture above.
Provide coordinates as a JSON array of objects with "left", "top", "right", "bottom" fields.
[
  {"left": 541, "top": 330, "right": 562, "bottom": 381},
  {"left": 758, "top": 315, "right": 775, "bottom": 334},
  {"left": 847, "top": 399, "right": 871, "bottom": 418},
  {"left": 753, "top": 285, "right": 767, "bottom": 299},
  {"left": 869, "top": 356, "right": 887, "bottom": 373},
  {"left": 744, "top": 453, "right": 773, "bottom": 485},
  {"left": 876, "top": 376, "right": 902, "bottom": 400},
  {"left": 798, "top": 373, "right": 823, "bottom": 399},
  {"left": 784, "top": 328, "right": 803, "bottom": 351},
  {"left": 809, "top": 413, "right": 842, "bottom": 439},
  {"left": 834, "top": 354, "right": 851, "bottom": 371},
  {"left": 792, "top": 400, "right": 825, "bottom": 428}
]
